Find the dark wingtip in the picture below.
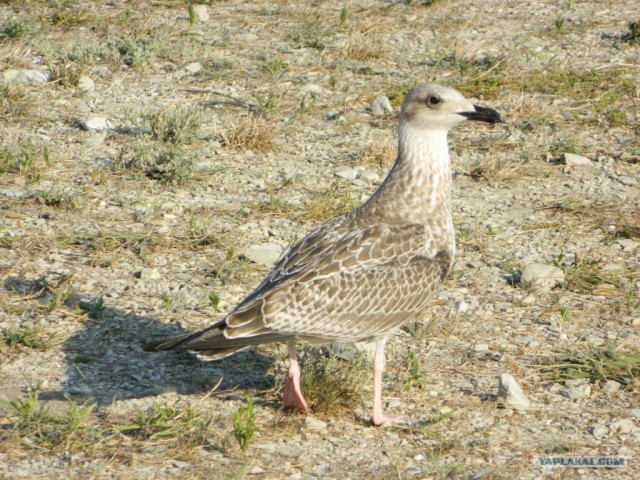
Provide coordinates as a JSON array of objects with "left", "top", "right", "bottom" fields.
[
  {"left": 142, "top": 331, "right": 200, "bottom": 352},
  {"left": 141, "top": 339, "right": 164, "bottom": 352},
  {"left": 460, "top": 105, "right": 504, "bottom": 124}
]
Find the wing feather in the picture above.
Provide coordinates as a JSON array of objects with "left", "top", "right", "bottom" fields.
[{"left": 223, "top": 221, "right": 452, "bottom": 341}]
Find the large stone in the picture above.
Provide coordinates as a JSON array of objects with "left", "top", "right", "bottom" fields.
[
  {"left": 561, "top": 152, "right": 592, "bottom": 166},
  {"left": 497, "top": 373, "right": 531, "bottom": 410},
  {"left": 609, "top": 419, "right": 636, "bottom": 435},
  {"left": 369, "top": 95, "right": 393, "bottom": 116},
  {"left": 521, "top": 263, "right": 564, "bottom": 291},
  {"left": 3, "top": 69, "right": 50, "bottom": 84},
  {"left": 243, "top": 243, "right": 288, "bottom": 267},
  {"left": 79, "top": 116, "right": 115, "bottom": 131}
]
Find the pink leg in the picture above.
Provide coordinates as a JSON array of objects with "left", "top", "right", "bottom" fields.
[
  {"left": 371, "top": 338, "right": 410, "bottom": 426},
  {"left": 283, "top": 341, "right": 309, "bottom": 412}
]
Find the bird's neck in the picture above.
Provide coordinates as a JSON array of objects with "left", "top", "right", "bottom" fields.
[{"left": 363, "top": 123, "right": 453, "bottom": 225}]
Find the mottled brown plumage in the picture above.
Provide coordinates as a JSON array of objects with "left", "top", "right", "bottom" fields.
[{"left": 144, "top": 83, "right": 503, "bottom": 424}]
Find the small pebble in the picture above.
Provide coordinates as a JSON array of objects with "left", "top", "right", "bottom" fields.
[
  {"left": 139, "top": 268, "right": 161, "bottom": 280},
  {"left": 592, "top": 424, "right": 609, "bottom": 438},
  {"left": 335, "top": 168, "right": 358, "bottom": 180},
  {"left": 191, "top": 4, "right": 210, "bottom": 22},
  {"left": 601, "top": 380, "right": 621, "bottom": 394},
  {"left": 359, "top": 169, "right": 381, "bottom": 183},
  {"left": 564, "top": 383, "right": 591, "bottom": 400},
  {"left": 184, "top": 62, "right": 203, "bottom": 74},
  {"left": 77, "top": 75, "right": 95, "bottom": 92},
  {"left": 304, "top": 416, "right": 327, "bottom": 432},
  {"left": 454, "top": 300, "right": 469, "bottom": 314}
]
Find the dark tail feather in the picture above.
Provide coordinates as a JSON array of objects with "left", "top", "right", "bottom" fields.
[
  {"left": 142, "top": 321, "right": 295, "bottom": 357},
  {"left": 142, "top": 332, "right": 198, "bottom": 352},
  {"left": 142, "top": 321, "right": 226, "bottom": 352}
]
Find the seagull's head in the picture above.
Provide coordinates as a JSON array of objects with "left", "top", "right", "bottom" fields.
[{"left": 400, "top": 83, "right": 503, "bottom": 132}]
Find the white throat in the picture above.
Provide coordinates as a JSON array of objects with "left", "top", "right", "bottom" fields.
[{"left": 361, "top": 121, "right": 454, "bottom": 226}]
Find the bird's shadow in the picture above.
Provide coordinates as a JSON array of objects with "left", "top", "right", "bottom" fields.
[{"left": 26, "top": 289, "right": 276, "bottom": 407}]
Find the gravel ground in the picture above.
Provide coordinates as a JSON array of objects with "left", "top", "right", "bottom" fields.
[{"left": 1, "top": 1, "right": 639, "bottom": 479}]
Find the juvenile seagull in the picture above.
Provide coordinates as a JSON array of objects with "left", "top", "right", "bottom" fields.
[{"left": 144, "top": 84, "right": 502, "bottom": 425}]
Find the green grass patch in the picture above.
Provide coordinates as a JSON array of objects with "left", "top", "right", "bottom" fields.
[
  {"left": 113, "top": 403, "right": 210, "bottom": 456},
  {"left": 544, "top": 440, "right": 575, "bottom": 454},
  {"left": 299, "top": 181, "right": 359, "bottom": 223},
  {"left": 404, "top": 350, "right": 428, "bottom": 392},
  {"left": 2, "top": 325, "right": 57, "bottom": 350},
  {"left": 299, "top": 347, "right": 368, "bottom": 413},
  {"left": 138, "top": 106, "right": 203, "bottom": 145},
  {"left": 232, "top": 398, "right": 256, "bottom": 452},
  {"left": 210, "top": 246, "right": 259, "bottom": 285},
  {"left": 543, "top": 349, "right": 640, "bottom": 386},
  {"left": 0, "top": 15, "right": 42, "bottom": 41},
  {"left": 115, "top": 403, "right": 200, "bottom": 441},
  {"left": 445, "top": 58, "right": 635, "bottom": 127},
  {"left": 110, "top": 30, "right": 168, "bottom": 66},
  {"left": 0, "top": 141, "right": 50, "bottom": 183},
  {"left": 33, "top": 189, "right": 78, "bottom": 209},
  {"left": 74, "top": 228, "right": 170, "bottom": 260},
  {"left": 117, "top": 143, "right": 201, "bottom": 184},
  {"left": 4, "top": 392, "right": 97, "bottom": 451},
  {"left": 553, "top": 254, "right": 618, "bottom": 293}
]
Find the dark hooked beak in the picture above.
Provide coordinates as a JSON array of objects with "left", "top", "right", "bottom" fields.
[{"left": 460, "top": 105, "right": 504, "bottom": 124}]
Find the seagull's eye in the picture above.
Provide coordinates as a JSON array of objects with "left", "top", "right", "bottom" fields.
[{"left": 427, "top": 95, "right": 441, "bottom": 107}]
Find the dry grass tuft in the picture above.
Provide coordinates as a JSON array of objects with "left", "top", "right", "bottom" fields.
[
  {"left": 336, "top": 35, "right": 387, "bottom": 61},
  {"left": 300, "top": 181, "right": 360, "bottom": 223},
  {"left": 538, "top": 196, "right": 630, "bottom": 236},
  {"left": 223, "top": 114, "right": 276, "bottom": 152},
  {"left": 459, "top": 155, "right": 528, "bottom": 182},
  {"left": 356, "top": 138, "right": 396, "bottom": 168},
  {"left": 46, "top": 59, "right": 84, "bottom": 87},
  {"left": 0, "top": 83, "right": 35, "bottom": 120}
]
